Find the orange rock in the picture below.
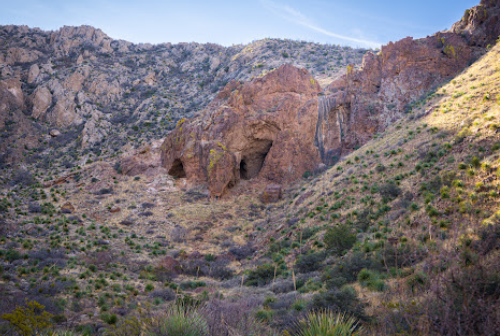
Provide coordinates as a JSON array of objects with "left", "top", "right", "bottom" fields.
[
  {"left": 260, "top": 184, "right": 282, "bottom": 203},
  {"left": 109, "top": 206, "right": 121, "bottom": 213},
  {"left": 161, "top": 64, "right": 322, "bottom": 197},
  {"left": 61, "top": 202, "right": 75, "bottom": 214}
]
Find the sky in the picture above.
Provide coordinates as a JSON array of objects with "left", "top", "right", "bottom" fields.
[{"left": 0, "top": 0, "right": 480, "bottom": 49}]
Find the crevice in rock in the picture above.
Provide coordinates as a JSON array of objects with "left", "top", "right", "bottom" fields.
[
  {"left": 168, "top": 158, "right": 186, "bottom": 178},
  {"left": 240, "top": 140, "right": 273, "bottom": 180}
]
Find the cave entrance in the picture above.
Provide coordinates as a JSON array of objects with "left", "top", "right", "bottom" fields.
[
  {"left": 168, "top": 159, "right": 186, "bottom": 178},
  {"left": 239, "top": 140, "right": 273, "bottom": 180}
]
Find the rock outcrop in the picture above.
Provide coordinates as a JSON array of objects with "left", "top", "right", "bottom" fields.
[
  {"left": 160, "top": 0, "right": 500, "bottom": 197},
  {"left": 161, "top": 64, "right": 323, "bottom": 196},
  {"left": 452, "top": 0, "right": 500, "bottom": 47},
  {"left": 321, "top": 0, "right": 500, "bottom": 156}
]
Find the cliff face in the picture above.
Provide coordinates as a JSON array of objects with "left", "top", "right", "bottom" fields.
[
  {"left": 315, "top": 0, "right": 500, "bottom": 162},
  {"left": 160, "top": 0, "right": 500, "bottom": 196},
  {"left": 161, "top": 64, "right": 322, "bottom": 197},
  {"left": 0, "top": 25, "right": 366, "bottom": 168}
]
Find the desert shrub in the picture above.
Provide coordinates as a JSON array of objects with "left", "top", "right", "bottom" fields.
[
  {"left": 422, "top": 252, "right": 500, "bottom": 335},
  {"left": 1, "top": 300, "right": 53, "bottom": 336},
  {"left": 5, "top": 249, "right": 22, "bottom": 262},
  {"left": 301, "top": 227, "right": 317, "bottom": 241},
  {"left": 295, "top": 251, "right": 327, "bottom": 273},
  {"left": 380, "top": 243, "right": 427, "bottom": 268},
  {"left": 209, "top": 265, "right": 234, "bottom": 280},
  {"left": 28, "top": 203, "right": 42, "bottom": 213},
  {"left": 245, "top": 264, "right": 280, "bottom": 286},
  {"left": 290, "top": 310, "right": 362, "bottom": 336},
  {"left": 322, "top": 252, "right": 381, "bottom": 289},
  {"left": 357, "top": 269, "right": 386, "bottom": 292},
  {"left": 379, "top": 182, "right": 401, "bottom": 202},
  {"left": 150, "top": 289, "right": 176, "bottom": 302},
  {"left": 149, "top": 305, "right": 208, "bottom": 336},
  {"left": 104, "top": 315, "right": 143, "bottom": 336},
  {"left": 228, "top": 244, "right": 255, "bottom": 260},
  {"left": 101, "top": 313, "right": 118, "bottom": 325},
  {"left": 311, "top": 287, "right": 366, "bottom": 320},
  {"left": 324, "top": 224, "right": 357, "bottom": 256},
  {"left": 10, "top": 169, "right": 36, "bottom": 187}
]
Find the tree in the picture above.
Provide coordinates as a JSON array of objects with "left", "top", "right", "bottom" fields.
[
  {"left": 324, "top": 224, "right": 357, "bottom": 256},
  {"left": 1, "top": 300, "right": 53, "bottom": 336}
]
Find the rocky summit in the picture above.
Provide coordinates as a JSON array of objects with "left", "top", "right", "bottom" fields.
[{"left": 1, "top": 0, "right": 500, "bottom": 335}]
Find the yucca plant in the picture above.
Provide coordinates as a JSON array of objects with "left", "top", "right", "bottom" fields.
[
  {"left": 292, "top": 310, "right": 362, "bottom": 336},
  {"left": 150, "top": 305, "right": 209, "bottom": 336}
]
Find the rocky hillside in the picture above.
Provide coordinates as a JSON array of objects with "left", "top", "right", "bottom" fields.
[
  {"left": 0, "top": 36, "right": 499, "bottom": 336},
  {"left": 0, "top": 24, "right": 368, "bottom": 168},
  {"left": 275, "top": 35, "right": 500, "bottom": 335},
  {"left": 161, "top": 0, "right": 500, "bottom": 197},
  {"left": 1, "top": 0, "right": 500, "bottom": 335}
]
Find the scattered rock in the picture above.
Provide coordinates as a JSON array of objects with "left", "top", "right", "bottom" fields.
[
  {"left": 260, "top": 184, "right": 282, "bottom": 203},
  {"left": 61, "top": 202, "right": 75, "bottom": 214},
  {"left": 109, "top": 206, "right": 121, "bottom": 213},
  {"left": 49, "top": 129, "right": 62, "bottom": 137}
]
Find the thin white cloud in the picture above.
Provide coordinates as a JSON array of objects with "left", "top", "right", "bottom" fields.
[{"left": 260, "top": 0, "right": 381, "bottom": 48}]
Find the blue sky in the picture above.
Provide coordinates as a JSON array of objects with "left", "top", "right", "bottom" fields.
[{"left": 0, "top": 0, "right": 479, "bottom": 48}]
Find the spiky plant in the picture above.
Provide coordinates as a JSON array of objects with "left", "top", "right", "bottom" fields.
[
  {"left": 150, "top": 305, "right": 209, "bottom": 336},
  {"left": 292, "top": 310, "right": 361, "bottom": 336}
]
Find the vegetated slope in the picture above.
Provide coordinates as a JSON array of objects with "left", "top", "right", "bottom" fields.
[
  {"left": 0, "top": 24, "right": 367, "bottom": 168},
  {"left": 0, "top": 42, "right": 499, "bottom": 336},
  {"left": 269, "top": 39, "right": 500, "bottom": 334}
]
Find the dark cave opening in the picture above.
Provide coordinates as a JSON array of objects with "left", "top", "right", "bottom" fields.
[
  {"left": 168, "top": 159, "right": 186, "bottom": 178},
  {"left": 239, "top": 140, "right": 273, "bottom": 180}
]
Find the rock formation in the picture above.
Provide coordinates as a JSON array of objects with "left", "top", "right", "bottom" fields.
[
  {"left": 160, "top": 0, "right": 500, "bottom": 197},
  {"left": 0, "top": 23, "right": 366, "bottom": 167},
  {"left": 161, "top": 64, "right": 325, "bottom": 196}
]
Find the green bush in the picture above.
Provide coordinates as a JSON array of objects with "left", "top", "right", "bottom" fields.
[
  {"left": 379, "top": 182, "right": 401, "bottom": 202},
  {"left": 295, "top": 251, "right": 327, "bottom": 273},
  {"left": 101, "top": 313, "right": 118, "bottom": 325},
  {"left": 245, "top": 264, "right": 280, "bottom": 286},
  {"left": 471, "top": 156, "right": 481, "bottom": 168},
  {"left": 312, "top": 287, "right": 365, "bottom": 320},
  {"left": 5, "top": 249, "right": 22, "bottom": 262},
  {"left": 1, "top": 300, "right": 53, "bottom": 336},
  {"left": 357, "top": 269, "right": 386, "bottom": 292},
  {"left": 324, "top": 224, "right": 357, "bottom": 256}
]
